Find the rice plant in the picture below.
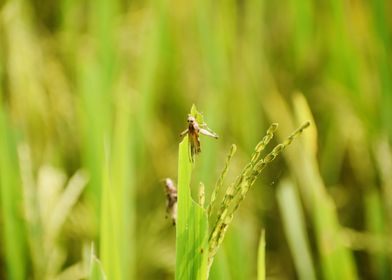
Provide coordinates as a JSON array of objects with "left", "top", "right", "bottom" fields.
[
  {"left": 1, "top": 0, "right": 391, "bottom": 279},
  {"left": 175, "top": 106, "right": 309, "bottom": 279}
]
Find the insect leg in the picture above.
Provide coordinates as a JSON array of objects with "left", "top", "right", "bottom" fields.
[{"left": 180, "top": 129, "right": 189, "bottom": 138}]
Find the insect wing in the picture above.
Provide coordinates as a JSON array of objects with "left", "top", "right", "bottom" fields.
[
  {"left": 188, "top": 131, "right": 201, "bottom": 162},
  {"left": 187, "top": 135, "right": 194, "bottom": 162},
  {"left": 199, "top": 128, "right": 218, "bottom": 139}
]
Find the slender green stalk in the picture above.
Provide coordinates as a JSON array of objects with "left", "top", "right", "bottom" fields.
[{"left": 207, "top": 144, "right": 237, "bottom": 217}]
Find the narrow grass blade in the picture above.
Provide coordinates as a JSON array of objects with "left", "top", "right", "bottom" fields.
[
  {"left": 374, "top": 138, "right": 392, "bottom": 273},
  {"left": 89, "top": 245, "right": 107, "bottom": 280},
  {"left": 262, "top": 92, "right": 358, "bottom": 279},
  {"left": 0, "top": 111, "right": 28, "bottom": 279},
  {"left": 294, "top": 94, "right": 358, "bottom": 280},
  {"left": 210, "top": 223, "right": 253, "bottom": 280},
  {"left": 314, "top": 195, "right": 357, "bottom": 280},
  {"left": 47, "top": 170, "right": 88, "bottom": 244},
  {"left": 100, "top": 94, "right": 134, "bottom": 280},
  {"left": 90, "top": 258, "right": 107, "bottom": 280},
  {"left": 208, "top": 249, "right": 231, "bottom": 280},
  {"left": 365, "top": 190, "right": 389, "bottom": 279},
  {"left": 176, "top": 136, "right": 208, "bottom": 280},
  {"left": 257, "top": 229, "right": 266, "bottom": 280},
  {"left": 277, "top": 179, "right": 316, "bottom": 280}
]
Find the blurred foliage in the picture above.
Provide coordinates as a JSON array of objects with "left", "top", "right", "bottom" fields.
[{"left": 0, "top": 0, "right": 392, "bottom": 279}]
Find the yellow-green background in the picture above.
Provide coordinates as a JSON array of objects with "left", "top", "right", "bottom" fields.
[{"left": 0, "top": 0, "right": 391, "bottom": 279}]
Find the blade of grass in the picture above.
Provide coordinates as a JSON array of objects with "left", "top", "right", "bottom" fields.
[
  {"left": 262, "top": 91, "right": 358, "bottom": 279},
  {"left": 78, "top": 0, "right": 117, "bottom": 231},
  {"left": 288, "top": 0, "right": 314, "bottom": 68},
  {"left": 208, "top": 249, "right": 231, "bottom": 280},
  {"left": 220, "top": 223, "right": 253, "bottom": 280},
  {"left": 374, "top": 137, "right": 392, "bottom": 273},
  {"left": 78, "top": 55, "right": 108, "bottom": 231},
  {"left": 293, "top": 94, "right": 358, "bottom": 279},
  {"left": 277, "top": 179, "right": 316, "bottom": 280},
  {"left": 365, "top": 189, "right": 389, "bottom": 279},
  {"left": 0, "top": 110, "right": 28, "bottom": 280},
  {"left": 100, "top": 93, "right": 134, "bottom": 280},
  {"left": 257, "top": 229, "right": 265, "bottom": 280},
  {"left": 89, "top": 245, "right": 107, "bottom": 280},
  {"left": 176, "top": 136, "right": 209, "bottom": 280},
  {"left": 369, "top": 0, "right": 392, "bottom": 139}
]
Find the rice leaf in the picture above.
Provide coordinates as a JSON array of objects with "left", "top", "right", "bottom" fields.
[
  {"left": 0, "top": 111, "right": 28, "bottom": 279},
  {"left": 257, "top": 230, "right": 266, "bottom": 280},
  {"left": 277, "top": 180, "right": 316, "bottom": 280},
  {"left": 176, "top": 136, "right": 209, "bottom": 280},
  {"left": 89, "top": 245, "right": 107, "bottom": 280}
]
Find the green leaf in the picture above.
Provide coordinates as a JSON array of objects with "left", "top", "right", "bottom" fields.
[
  {"left": 190, "top": 104, "right": 205, "bottom": 126},
  {"left": 100, "top": 94, "right": 134, "bottom": 280},
  {"left": 277, "top": 180, "right": 316, "bottom": 280},
  {"left": 176, "top": 135, "right": 209, "bottom": 280},
  {"left": 89, "top": 245, "right": 107, "bottom": 280},
  {"left": 257, "top": 230, "right": 265, "bottom": 280},
  {"left": 0, "top": 111, "right": 28, "bottom": 280},
  {"left": 190, "top": 104, "right": 198, "bottom": 117}
]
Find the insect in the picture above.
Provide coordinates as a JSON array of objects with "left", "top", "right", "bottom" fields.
[
  {"left": 164, "top": 178, "right": 177, "bottom": 226},
  {"left": 180, "top": 114, "right": 218, "bottom": 162}
]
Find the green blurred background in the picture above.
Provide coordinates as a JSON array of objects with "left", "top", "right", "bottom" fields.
[{"left": 0, "top": 0, "right": 391, "bottom": 279}]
